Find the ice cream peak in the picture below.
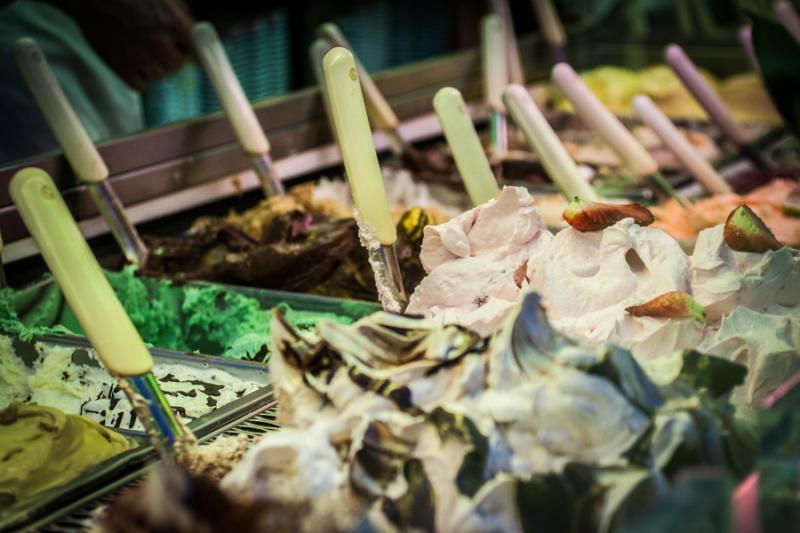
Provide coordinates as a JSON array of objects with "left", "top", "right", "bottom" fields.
[
  {"left": 531, "top": 217, "right": 694, "bottom": 356},
  {"left": 406, "top": 186, "right": 553, "bottom": 336},
  {"left": 563, "top": 197, "right": 655, "bottom": 231},
  {"left": 690, "top": 223, "right": 800, "bottom": 319}
]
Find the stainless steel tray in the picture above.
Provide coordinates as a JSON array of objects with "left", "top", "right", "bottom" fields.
[{"left": 0, "top": 334, "right": 277, "bottom": 532}]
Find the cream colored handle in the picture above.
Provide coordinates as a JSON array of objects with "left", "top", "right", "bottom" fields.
[
  {"left": 10, "top": 168, "right": 154, "bottom": 376},
  {"left": 490, "top": 0, "right": 524, "bottom": 84},
  {"left": 665, "top": 44, "right": 749, "bottom": 146},
  {"left": 633, "top": 95, "right": 731, "bottom": 194},
  {"left": 531, "top": 0, "right": 566, "bottom": 46},
  {"left": 323, "top": 47, "right": 396, "bottom": 245},
  {"left": 12, "top": 38, "right": 108, "bottom": 184},
  {"left": 317, "top": 23, "right": 399, "bottom": 131},
  {"left": 504, "top": 84, "right": 598, "bottom": 200},
  {"left": 552, "top": 63, "right": 658, "bottom": 177},
  {"left": 193, "top": 22, "right": 269, "bottom": 155},
  {"left": 434, "top": 88, "right": 499, "bottom": 206},
  {"left": 482, "top": 14, "right": 508, "bottom": 112}
]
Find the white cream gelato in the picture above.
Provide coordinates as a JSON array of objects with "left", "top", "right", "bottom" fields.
[
  {"left": 313, "top": 168, "right": 466, "bottom": 220},
  {"left": 698, "top": 306, "right": 800, "bottom": 405},
  {"left": 406, "top": 186, "right": 553, "bottom": 336},
  {"left": 531, "top": 218, "right": 695, "bottom": 357},
  {"left": 690, "top": 225, "right": 800, "bottom": 319}
]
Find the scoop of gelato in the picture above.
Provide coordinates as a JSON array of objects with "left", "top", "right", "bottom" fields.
[
  {"left": 406, "top": 186, "right": 552, "bottom": 336},
  {"left": 531, "top": 218, "right": 694, "bottom": 356},
  {"left": 0, "top": 404, "right": 130, "bottom": 508}
]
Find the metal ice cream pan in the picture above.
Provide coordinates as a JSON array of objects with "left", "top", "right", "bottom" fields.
[{"left": 0, "top": 333, "right": 277, "bottom": 532}]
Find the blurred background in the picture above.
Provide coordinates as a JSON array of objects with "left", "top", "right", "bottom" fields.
[{"left": 0, "top": 0, "right": 795, "bottom": 164}]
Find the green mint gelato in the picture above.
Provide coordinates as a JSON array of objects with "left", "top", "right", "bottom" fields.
[{"left": 0, "top": 266, "right": 376, "bottom": 361}]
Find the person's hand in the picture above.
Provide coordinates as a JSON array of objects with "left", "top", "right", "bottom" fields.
[{"left": 45, "top": 0, "right": 194, "bottom": 90}]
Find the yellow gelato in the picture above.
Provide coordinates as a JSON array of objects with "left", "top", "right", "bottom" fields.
[
  {"left": 551, "top": 65, "right": 781, "bottom": 125},
  {"left": 0, "top": 404, "right": 131, "bottom": 508}
]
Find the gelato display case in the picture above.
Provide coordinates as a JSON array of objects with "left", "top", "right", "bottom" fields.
[{"left": 0, "top": 0, "right": 798, "bottom": 531}]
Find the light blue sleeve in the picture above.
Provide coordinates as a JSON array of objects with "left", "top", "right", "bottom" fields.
[{"left": 0, "top": 0, "right": 144, "bottom": 164}]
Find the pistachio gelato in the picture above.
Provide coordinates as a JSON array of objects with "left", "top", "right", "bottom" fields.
[{"left": 0, "top": 404, "right": 130, "bottom": 508}]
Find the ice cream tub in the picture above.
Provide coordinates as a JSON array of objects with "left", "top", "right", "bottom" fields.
[
  {"left": 3, "top": 269, "right": 381, "bottom": 362},
  {"left": 0, "top": 333, "right": 278, "bottom": 532},
  {"left": 0, "top": 333, "right": 274, "bottom": 435}
]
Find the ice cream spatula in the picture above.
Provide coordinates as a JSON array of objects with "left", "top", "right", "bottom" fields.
[
  {"left": 665, "top": 44, "right": 769, "bottom": 169},
  {"left": 322, "top": 47, "right": 407, "bottom": 312},
  {"left": 552, "top": 62, "right": 688, "bottom": 207},
  {"left": 309, "top": 38, "right": 338, "bottom": 142},
  {"left": 12, "top": 38, "right": 148, "bottom": 266},
  {"left": 482, "top": 14, "right": 510, "bottom": 159},
  {"left": 633, "top": 95, "right": 732, "bottom": 195},
  {"left": 489, "top": 0, "right": 525, "bottom": 85},
  {"left": 530, "top": 0, "right": 567, "bottom": 63},
  {"left": 315, "top": 23, "right": 447, "bottom": 177},
  {"left": 192, "top": 22, "right": 284, "bottom": 197},
  {"left": 503, "top": 84, "right": 598, "bottom": 201},
  {"left": 316, "top": 23, "right": 403, "bottom": 156},
  {"left": 10, "top": 167, "right": 188, "bottom": 457},
  {"left": 433, "top": 87, "right": 500, "bottom": 206}
]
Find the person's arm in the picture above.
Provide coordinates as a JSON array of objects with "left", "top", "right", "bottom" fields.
[{"left": 42, "top": 0, "right": 194, "bottom": 90}]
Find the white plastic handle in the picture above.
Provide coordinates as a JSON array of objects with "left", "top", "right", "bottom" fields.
[
  {"left": 633, "top": 95, "right": 731, "bottom": 194},
  {"left": 434, "top": 87, "right": 499, "bottom": 206},
  {"left": 482, "top": 14, "right": 509, "bottom": 112},
  {"left": 12, "top": 38, "right": 108, "bottom": 184},
  {"left": 317, "top": 23, "right": 399, "bottom": 131},
  {"left": 310, "top": 38, "right": 337, "bottom": 140},
  {"left": 504, "top": 84, "right": 598, "bottom": 200},
  {"left": 531, "top": 0, "right": 566, "bottom": 46},
  {"left": 552, "top": 63, "right": 658, "bottom": 177},
  {"left": 490, "top": 0, "right": 524, "bottom": 84},
  {"left": 193, "top": 22, "right": 269, "bottom": 155},
  {"left": 323, "top": 47, "right": 395, "bottom": 245},
  {"left": 665, "top": 44, "right": 749, "bottom": 146},
  {"left": 10, "top": 168, "right": 154, "bottom": 376}
]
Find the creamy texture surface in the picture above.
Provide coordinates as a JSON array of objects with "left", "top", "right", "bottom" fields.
[
  {"left": 699, "top": 307, "right": 800, "bottom": 405},
  {"left": 405, "top": 186, "right": 799, "bottom": 404},
  {"left": 407, "top": 186, "right": 552, "bottom": 335},
  {"left": 0, "top": 404, "right": 130, "bottom": 507},
  {"left": 211, "top": 300, "right": 746, "bottom": 532},
  {"left": 531, "top": 218, "right": 692, "bottom": 355},
  {"left": 690, "top": 225, "right": 800, "bottom": 318}
]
